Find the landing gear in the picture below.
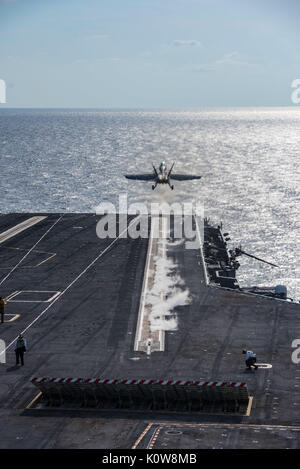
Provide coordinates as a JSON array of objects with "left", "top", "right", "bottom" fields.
[
  {"left": 152, "top": 184, "right": 157, "bottom": 190},
  {"left": 171, "top": 185, "right": 174, "bottom": 190}
]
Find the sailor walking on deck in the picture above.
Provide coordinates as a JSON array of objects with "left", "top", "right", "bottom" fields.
[
  {"left": 243, "top": 349, "right": 258, "bottom": 370},
  {"left": 0, "top": 297, "right": 6, "bottom": 324},
  {"left": 14, "top": 334, "right": 27, "bottom": 366}
]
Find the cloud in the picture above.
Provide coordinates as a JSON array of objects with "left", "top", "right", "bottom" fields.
[
  {"left": 72, "top": 15, "right": 104, "bottom": 21},
  {"left": 172, "top": 40, "right": 203, "bottom": 48},
  {"left": 72, "top": 57, "right": 121, "bottom": 65},
  {"left": 215, "top": 52, "right": 251, "bottom": 66},
  {"left": 140, "top": 51, "right": 153, "bottom": 58},
  {"left": 193, "top": 52, "right": 254, "bottom": 72},
  {"left": 95, "top": 57, "right": 120, "bottom": 62},
  {"left": 159, "top": 39, "right": 204, "bottom": 56}
]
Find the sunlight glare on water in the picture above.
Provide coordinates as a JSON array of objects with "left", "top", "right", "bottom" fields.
[{"left": 0, "top": 107, "right": 299, "bottom": 299}]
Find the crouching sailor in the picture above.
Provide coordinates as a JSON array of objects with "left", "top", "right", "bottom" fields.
[{"left": 243, "top": 349, "right": 258, "bottom": 370}]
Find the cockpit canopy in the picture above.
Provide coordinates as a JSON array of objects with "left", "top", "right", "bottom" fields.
[{"left": 159, "top": 161, "right": 166, "bottom": 172}]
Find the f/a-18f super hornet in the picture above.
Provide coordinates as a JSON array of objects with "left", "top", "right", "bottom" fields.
[{"left": 125, "top": 162, "right": 202, "bottom": 190}]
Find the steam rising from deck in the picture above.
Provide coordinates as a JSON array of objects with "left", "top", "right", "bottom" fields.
[{"left": 146, "top": 234, "right": 191, "bottom": 333}]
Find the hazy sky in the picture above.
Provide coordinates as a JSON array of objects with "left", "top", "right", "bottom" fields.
[{"left": 0, "top": 0, "right": 299, "bottom": 107}]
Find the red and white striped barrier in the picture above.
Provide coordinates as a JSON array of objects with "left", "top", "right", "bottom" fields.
[
  {"left": 31, "top": 376, "right": 249, "bottom": 412},
  {"left": 31, "top": 377, "right": 246, "bottom": 388}
]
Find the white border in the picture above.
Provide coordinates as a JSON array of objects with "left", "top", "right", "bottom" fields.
[{"left": 7, "top": 290, "right": 61, "bottom": 303}]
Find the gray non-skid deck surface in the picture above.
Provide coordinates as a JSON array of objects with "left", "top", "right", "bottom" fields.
[{"left": 0, "top": 213, "right": 299, "bottom": 449}]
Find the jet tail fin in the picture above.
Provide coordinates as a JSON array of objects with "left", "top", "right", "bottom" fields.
[
  {"left": 168, "top": 162, "right": 175, "bottom": 178},
  {"left": 152, "top": 163, "right": 158, "bottom": 176}
]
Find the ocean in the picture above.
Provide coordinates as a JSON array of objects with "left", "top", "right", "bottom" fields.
[{"left": 0, "top": 107, "right": 299, "bottom": 299}]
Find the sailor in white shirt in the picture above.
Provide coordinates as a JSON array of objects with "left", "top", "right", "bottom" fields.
[{"left": 243, "top": 349, "right": 258, "bottom": 370}]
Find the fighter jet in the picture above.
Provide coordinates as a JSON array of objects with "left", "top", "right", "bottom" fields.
[{"left": 124, "top": 161, "right": 202, "bottom": 190}]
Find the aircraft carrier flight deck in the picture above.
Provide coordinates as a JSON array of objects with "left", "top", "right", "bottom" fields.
[{"left": 0, "top": 213, "right": 300, "bottom": 449}]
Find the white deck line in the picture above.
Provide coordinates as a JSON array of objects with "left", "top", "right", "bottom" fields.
[
  {"left": 7, "top": 290, "right": 62, "bottom": 303},
  {"left": 0, "top": 215, "right": 141, "bottom": 361},
  {"left": 194, "top": 215, "right": 210, "bottom": 286},
  {"left": 134, "top": 216, "right": 156, "bottom": 351},
  {"left": 0, "top": 215, "right": 62, "bottom": 288},
  {"left": 134, "top": 215, "right": 169, "bottom": 353},
  {"left": 0, "top": 216, "right": 47, "bottom": 244},
  {"left": 159, "top": 216, "right": 168, "bottom": 351}
]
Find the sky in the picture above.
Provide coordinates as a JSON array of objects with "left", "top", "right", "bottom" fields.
[{"left": 0, "top": 0, "right": 300, "bottom": 108}]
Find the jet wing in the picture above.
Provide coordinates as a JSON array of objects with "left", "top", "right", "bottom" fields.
[
  {"left": 171, "top": 174, "right": 202, "bottom": 181},
  {"left": 125, "top": 173, "right": 155, "bottom": 181}
]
